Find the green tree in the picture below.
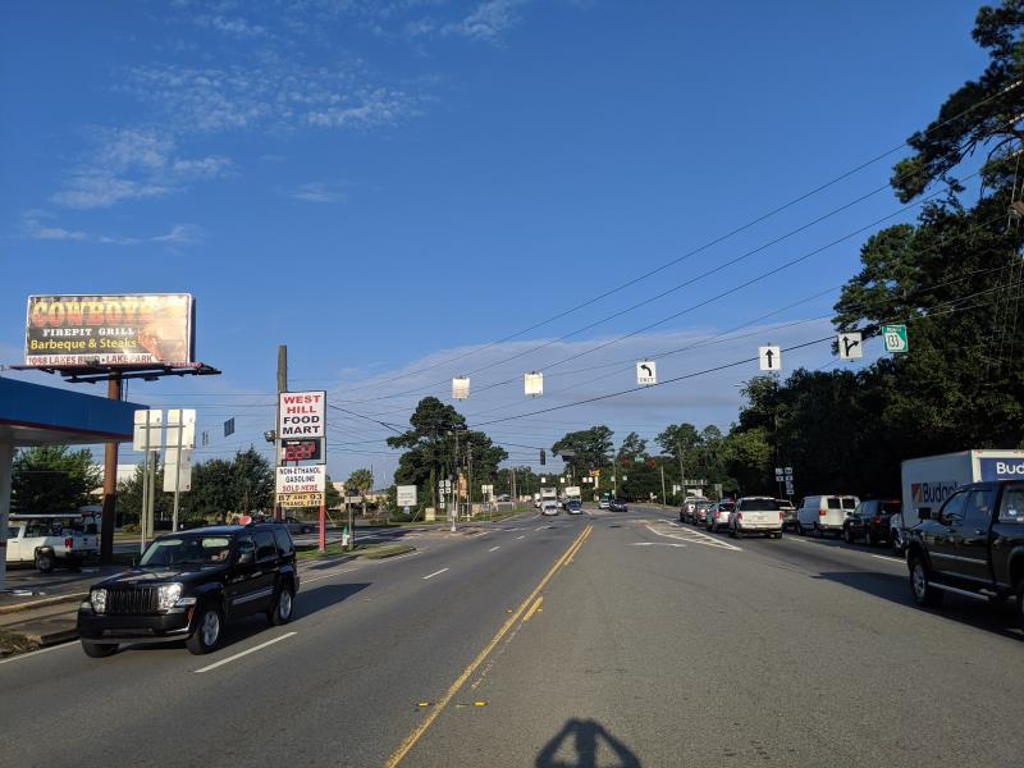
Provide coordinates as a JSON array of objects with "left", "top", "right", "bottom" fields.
[
  {"left": 12, "top": 445, "right": 103, "bottom": 514},
  {"left": 232, "top": 447, "right": 275, "bottom": 515},
  {"left": 388, "top": 397, "right": 466, "bottom": 513},
  {"left": 114, "top": 463, "right": 171, "bottom": 527},
  {"left": 616, "top": 431, "right": 648, "bottom": 462},
  {"left": 187, "top": 458, "right": 236, "bottom": 524},
  {"left": 347, "top": 468, "right": 374, "bottom": 517},
  {"left": 552, "top": 426, "right": 614, "bottom": 477}
]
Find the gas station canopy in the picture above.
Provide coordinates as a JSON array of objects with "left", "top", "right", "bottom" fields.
[{"left": 0, "top": 378, "right": 144, "bottom": 446}]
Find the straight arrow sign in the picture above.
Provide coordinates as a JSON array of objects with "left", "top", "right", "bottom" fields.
[{"left": 759, "top": 345, "right": 781, "bottom": 372}]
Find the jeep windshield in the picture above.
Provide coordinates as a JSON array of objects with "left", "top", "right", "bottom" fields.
[{"left": 139, "top": 536, "right": 232, "bottom": 567}]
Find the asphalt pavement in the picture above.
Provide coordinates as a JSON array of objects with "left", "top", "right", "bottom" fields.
[{"left": 1, "top": 506, "right": 1021, "bottom": 768}]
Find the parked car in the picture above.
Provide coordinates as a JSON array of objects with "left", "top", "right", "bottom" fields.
[
  {"left": 281, "top": 516, "right": 313, "bottom": 535},
  {"left": 705, "top": 502, "right": 733, "bottom": 533},
  {"left": 541, "top": 500, "right": 560, "bottom": 516},
  {"left": 77, "top": 523, "right": 299, "bottom": 657},
  {"left": 565, "top": 499, "right": 583, "bottom": 515},
  {"left": 842, "top": 499, "right": 901, "bottom": 545},
  {"left": 906, "top": 480, "right": 1024, "bottom": 629},
  {"left": 775, "top": 499, "right": 797, "bottom": 530},
  {"left": 729, "top": 497, "right": 783, "bottom": 539},
  {"left": 609, "top": 498, "right": 628, "bottom": 513},
  {"left": 795, "top": 495, "right": 860, "bottom": 537},
  {"left": 6, "top": 514, "right": 99, "bottom": 572}
]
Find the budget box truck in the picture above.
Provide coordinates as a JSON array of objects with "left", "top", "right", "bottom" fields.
[{"left": 891, "top": 449, "right": 1024, "bottom": 555}]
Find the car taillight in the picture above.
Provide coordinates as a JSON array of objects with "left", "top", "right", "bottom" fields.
[
  {"left": 65, "top": 537, "right": 73, "bottom": 549},
  {"left": 873, "top": 516, "right": 881, "bottom": 525},
  {"left": 737, "top": 512, "right": 743, "bottom": 521},
  {"left": 779, "top": 511, "right": 783, "bottom": 521},
  {"left": 818, "top": 509, "right": 826, "bottom": 516}
]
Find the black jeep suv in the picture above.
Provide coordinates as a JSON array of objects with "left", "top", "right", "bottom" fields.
[{"left": 77, "top": 524, "right": 300, "bottom": 658}]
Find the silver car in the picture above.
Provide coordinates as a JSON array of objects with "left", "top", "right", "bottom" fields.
[
  {"left": 729, "top": 496, "right": 783, "bottom": 539},
  {"left": 705, "top": 501, "right": 734, "bottom": 533}
]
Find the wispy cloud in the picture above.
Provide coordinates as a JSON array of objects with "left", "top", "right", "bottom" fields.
[
  {"left": 118, "top": 61, "right": 421, "bottom": 134},
  {"left": 443, "top": 0, "right": 529, "bottom": 41},
  {"left": 50, "top": 128, "right": 231, "bottom": 209},
  {"left": 194, "top": 14, "right": 268, "bottom": 38},
  {"left": 285, "top": 182, "right": 348, "bottom": 203},
  {"left": 21, "top": 210, "right": 203, "bottom": 246}
]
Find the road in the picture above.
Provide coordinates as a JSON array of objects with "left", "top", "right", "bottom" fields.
[{"left": 2, "top": 506, "right": 1021, "bottom": 768}]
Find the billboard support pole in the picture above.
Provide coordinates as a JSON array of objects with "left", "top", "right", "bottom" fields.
[
  {"left": 171, "top": 414, "right": 183, "bottom": 533},
  {"left": 318, "top": 502, "right": 326, "bottom": 553},
  {"left": 274, "top": 345, "right": 287, "bottom": 521},
  {"left": 100, "top": 374, "right": 121, "bottom": 564}
]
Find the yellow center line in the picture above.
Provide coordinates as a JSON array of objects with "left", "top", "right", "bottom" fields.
[
  {"left": 522, "top": 595, "right": 544, "bottom": 622},
  {"left": 382, "top": 523, "right": 593, "bottom": 768}
]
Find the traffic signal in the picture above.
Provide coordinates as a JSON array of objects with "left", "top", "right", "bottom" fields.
[{"left": 540, "top": 450, "right": 546, "bottom": 465}]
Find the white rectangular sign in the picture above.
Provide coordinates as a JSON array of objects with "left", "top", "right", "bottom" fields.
[
  {"left": 524, "top": 371, "right": 544, "bottom": 397},
  {"left": 133, "top": 409, "right": 163, "bottom": 452},
  {"left": 279, "top": 391, "right": 326, "bottom": 439},
  {"left": 397, "top": 485, "right": 418, "bottom": 507},
  {"left": 163, "top": 448, "right": 193, "bottom": 492},
  {"left": 758, "top": 345, "right": 782, "bottom": 371},
  {"left": 276, "top": 465, "right": 327, "bottom": 494},
  {"left": 165, "top": 408, "right": 196, "bottom": 449},
  {"left": 636, "top": 360, "right": 657, "bottom": 386},
  {"left": 837, "top": 332, "right": 863, "bottom": 360}
]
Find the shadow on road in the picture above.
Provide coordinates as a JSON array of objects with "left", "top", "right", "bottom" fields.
[
  {"left": 536, "top": 718, "right": 640, "bottom": 768},
  {"left": 294, "top": 582, "right": 370, "bottom": 620},
  {"left": 814, "top": 571, "right": 1022, "bottom": 640}
]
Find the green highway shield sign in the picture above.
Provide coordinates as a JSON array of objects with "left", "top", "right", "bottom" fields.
[{"left": 882, "top": 324, "right": 908, "bottom": 353}]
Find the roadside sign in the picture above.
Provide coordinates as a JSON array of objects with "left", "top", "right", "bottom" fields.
[
  {"left": 133, "top": 409, "right": 163, "bottom": 452},
  {"left": 636, "top": 360, "right": 657, "bottom": 386},
  {"left": 882, "top": 324, "right": 908, "bottom": 353},
  {"left": 166, "top": 409, "right": 196, "bottom": 450},
  {"left": 276, "top": 465, "right": 326, "bottom": 494},
  {"left": 837, "top": 332, "right": 863, "bottom": 359},
  {"left": 223, "top": 417, "right": 235, "bottom": 437},
  {"left": 162, "top": 448, "right": 193, "bottom": 492},
  {"left": 397, "top": 485, "right": 418, "bottom": 507},
  {"left": 281, "top": 438, "right": 323, "bottom": 463},
  {"left": 278, "top": 391, "right": 326, "bottom": 438},
  {"left": 775, "top": 468, "right": 784, "bottom": 480},
  {"left": 758, "top": 345, "right": 781, "bottom": 371},
  {"left": 279, "top": 492, "right": 323, "bottom": 508},
  {"left": 524, "top": 371, "right": 544, "bottom": 397},
  {"left": 452, "top": 376, "right": 470, "bottom": 400}
]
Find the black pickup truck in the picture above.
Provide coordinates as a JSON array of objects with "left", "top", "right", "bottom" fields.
[{"left": 906, "top": 480, "right": 1024, "bottom": 629}]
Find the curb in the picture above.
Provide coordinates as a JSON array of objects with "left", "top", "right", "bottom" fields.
[{"left": 0, "top": 592, "right": 87, "bottom": 616}]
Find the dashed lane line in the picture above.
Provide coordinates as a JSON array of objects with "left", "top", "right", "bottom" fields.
[
  {"left": 422, "top": 568, "right": 450, "bottom": 580},
  {"left": 488, "top": 546, "right": 501, "bottom": 553},
  {"left": 194, "top": 632, "right": 297, "bottom": 674}
]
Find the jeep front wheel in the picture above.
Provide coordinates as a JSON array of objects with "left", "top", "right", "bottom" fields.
[
  {"left": 186, "top": 604, "right": 223, "bottom": 655},
  {"left": 81, "top": 641, "right": 118, "bottom": 658}
]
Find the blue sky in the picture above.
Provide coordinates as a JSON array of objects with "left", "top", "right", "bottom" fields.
[{"left": 0, "top": 1, "right": 989, "bottom": 482}]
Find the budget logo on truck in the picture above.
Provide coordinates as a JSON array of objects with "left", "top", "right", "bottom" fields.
[
  {"left": 911, "top": 481, "right": 958, "bottom": 507},
  {"left": 279, "top": 390, "right": 325, "bottom": 438},
  {"left": 980, "top": 457, "right": 1024, "bottom": 480}
]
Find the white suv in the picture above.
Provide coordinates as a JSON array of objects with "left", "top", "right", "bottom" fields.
[{"left": 729, "top": 497, "right": 783, "bottom": 539}]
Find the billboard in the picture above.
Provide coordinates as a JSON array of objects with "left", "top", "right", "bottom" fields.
[
  {"left": 279, "top": 391, "right": 326, "bottom": 439},
  {"left": 24, "top": 294, "right": 195, "bottom": 369}
]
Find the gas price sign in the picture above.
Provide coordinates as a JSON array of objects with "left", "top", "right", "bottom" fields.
[{"left": 281, "top": 439, "right": 323, "bottom": 463}]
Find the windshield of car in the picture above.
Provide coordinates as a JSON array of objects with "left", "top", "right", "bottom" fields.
[{"left": 139, "top": 536, "right": 233, "bottom": 567}]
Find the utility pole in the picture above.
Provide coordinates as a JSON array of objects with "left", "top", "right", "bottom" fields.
[
  {"left": 100, "top": 374, "right": 122, "bottom": 564},
  {"left": 677, "top": 442, "right": 685, "bottom": 498},
  {"left": 660, "top": 464, "right": 667, "bottom": 505},
  {"left": 467, "top": 446, "right": 473, "bottom": 521},
  {"left": 274, "top": 345, "right": 287, "bottom": 520}
]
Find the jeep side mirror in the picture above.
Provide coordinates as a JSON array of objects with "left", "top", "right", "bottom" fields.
[{"left": 238, "top": 551, "right": 254, "bottom": 565}]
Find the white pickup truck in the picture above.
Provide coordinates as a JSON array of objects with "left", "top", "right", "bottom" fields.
[{"left": 5, "top": 514, "right": 99, "bottom": 572}]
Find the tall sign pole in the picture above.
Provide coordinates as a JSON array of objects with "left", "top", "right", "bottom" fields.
[
  {"left": 275, "top": 345, "right": 288, "bottom": 520},
  {"left": 100, "top": 375, "right": 122, "bottom": 564}
]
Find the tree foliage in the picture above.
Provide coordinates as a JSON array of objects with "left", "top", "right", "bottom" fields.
[{"left": 12, "top": 445, "right": 103, "bottom": 514}]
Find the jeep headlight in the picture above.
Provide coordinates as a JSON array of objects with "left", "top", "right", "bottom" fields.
[
  {"left": 157, "top": 583, "right": 183, "bottom": 611},
  {"left": 90, "top": 588, "right": 107, "bottom": 614}
]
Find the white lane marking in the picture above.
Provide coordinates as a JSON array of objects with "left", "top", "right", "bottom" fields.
[
  {"left": 516, "top": 535, "right": 526, "bottom": 540},
  {"left": 0, "top": 641, "right": 76, "bottom": 666},
  {"left": 871, "top": 554, "right": 904, "bottom": 564},
  {"left": 422, "top": 568, "right": 449, "bottom": 580},
  {"left": 194, "top": 632, "right": 297, "bottom": 674},
  {"left": 645, "top": 523, "right": 742, "bottom": 552},
  {"left": 631, "top": 542, "right": 686, "bottom": 548},
  {"left": 488, "top": 546, "right": 501, "bottom": 553},
  {"left": 303, "top": 567, "right": 359, "bottom": 585}
]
